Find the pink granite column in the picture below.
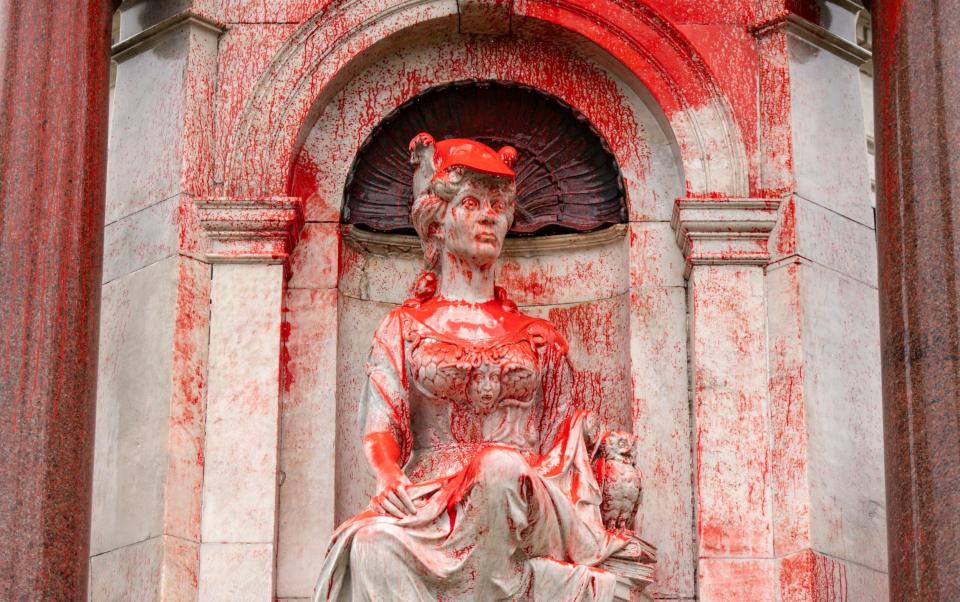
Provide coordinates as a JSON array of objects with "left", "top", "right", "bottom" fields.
[
  {"left": 873, "top": 1, "right": 960, "bottom": 600},
  {"left": 0, "top": 1, "right": 117, "bottom": 598}
]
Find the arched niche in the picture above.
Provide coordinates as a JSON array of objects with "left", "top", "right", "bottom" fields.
[{"left": 273, "top": 6, "right": 703, "bottom": 599}]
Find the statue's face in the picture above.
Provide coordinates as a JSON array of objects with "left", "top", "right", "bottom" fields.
[{"left": 440, "top": 172, "right": 514, "bottom": 267}]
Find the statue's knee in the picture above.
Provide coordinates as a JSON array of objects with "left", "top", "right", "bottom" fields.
[{"left": 350, "top": 522, "right": 395, "bottom": 568}]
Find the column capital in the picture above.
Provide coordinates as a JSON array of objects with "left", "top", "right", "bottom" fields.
[
  {"left": 670, "top": 197, "right": 781, "bottom": 278},
  {"left": 194, "top": 197, "right": 304, "bottom": 265}
]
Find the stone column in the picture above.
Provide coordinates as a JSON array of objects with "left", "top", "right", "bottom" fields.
[
  {"left": 194, "top": 198, "right": 303, "bottom": 600},
  {"left": 874, "top": 1, "right": 960, "bottom": 600},
  {"left": 672, "top": 198, "right": 780, "bottom": 600},
  {"left": 0, "top": 2, "right": 116, "bottom": 598}
]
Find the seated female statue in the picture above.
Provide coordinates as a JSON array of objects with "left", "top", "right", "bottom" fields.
[{"left": 314, "top": 133, "right": 639, "bottom": 601}]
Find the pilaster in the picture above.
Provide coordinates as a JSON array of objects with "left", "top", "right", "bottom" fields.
[
  {"left": 755, "top": 3, "right": 887, "bottom": 599},
  {"left": 673, "top": 198, "right": 780, "bottom": 601},
  {"left": 194, "top": 198, "right": 303, "bottom": 600}
]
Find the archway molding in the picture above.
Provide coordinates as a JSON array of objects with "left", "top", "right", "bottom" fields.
[{"left": 220, "top": 0, "right": 750, "bottom": 202}]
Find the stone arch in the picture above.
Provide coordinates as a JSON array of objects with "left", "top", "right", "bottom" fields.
[
  {"left": 220, "top": 0, "right": 750, "bottom": 201},
  {"left": 287, "top": 30, "right": 682, "bottom": 225}
]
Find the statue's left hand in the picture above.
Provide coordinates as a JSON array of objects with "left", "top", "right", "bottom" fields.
[{"left": 372, "top": 472, "right": 417, "bottom": 519}]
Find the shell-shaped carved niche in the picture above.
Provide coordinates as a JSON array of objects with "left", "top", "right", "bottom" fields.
[{"left": 343, "top": 80, "right": 627, "bottom": 236}]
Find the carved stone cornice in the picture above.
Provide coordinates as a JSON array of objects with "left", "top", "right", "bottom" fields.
[
  {"left": 751, "top": 13, "right": 871, "bottom": 65},
  {"left": 111, "top": 10, "right": 225, "bottom": 62},
  {"left": 671, "top": 198, "right": 781, "bottom": 278},
  {"left": 343, "top": 223, "right": 628, "bottom": 258},
  {"left": 194, "top": 197, "right": 304, "bottom": 265}
]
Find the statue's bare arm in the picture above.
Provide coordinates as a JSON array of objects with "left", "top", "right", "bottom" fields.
[{"left": 363, "top": 431, "right": 415, "bottom": 518}]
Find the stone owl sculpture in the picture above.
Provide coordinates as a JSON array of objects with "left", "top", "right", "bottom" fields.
[{"left": 597, "top": 431, "right": 642, "bottom": 531}]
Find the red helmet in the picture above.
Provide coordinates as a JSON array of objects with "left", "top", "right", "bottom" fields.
[{"left": 409, "top": 132, "right": 517, "bottom": 180}]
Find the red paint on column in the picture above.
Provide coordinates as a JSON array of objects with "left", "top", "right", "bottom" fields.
[{"left": 0, "top": 1, "right": 117, "bottom": 598}]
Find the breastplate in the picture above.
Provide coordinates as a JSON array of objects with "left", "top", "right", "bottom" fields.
[{"left": 400, "top": 311, "right": 549, "bottom": 479}]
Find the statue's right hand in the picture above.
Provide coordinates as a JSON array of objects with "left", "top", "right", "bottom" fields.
[{"left": 372, "top": 473, "right": 417, "bottom": 518}]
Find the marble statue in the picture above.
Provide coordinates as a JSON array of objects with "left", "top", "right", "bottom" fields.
[{"left": 314, "top": 133, "right": 655, "bottom": 601}]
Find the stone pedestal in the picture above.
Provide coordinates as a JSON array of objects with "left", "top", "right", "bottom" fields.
[
  {"left": 0, "top": 2, "right": 115, "bottom": 599},
  {"left": 874, "top": 1, "right": 960, "bottom": 599}
]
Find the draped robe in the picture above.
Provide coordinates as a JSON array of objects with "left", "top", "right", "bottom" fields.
[{"left": 314, "top": 296, "right": 628, "bottom": 601}]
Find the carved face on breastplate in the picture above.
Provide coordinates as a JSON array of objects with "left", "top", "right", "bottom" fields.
[
  {"left": 405, "top": 320, "right": 540, "bottom": 410},
  {"left": 400, "top": 304, "right": 546, "bottom": 445},
  {"left": 466, "top": 361, "right": 501, "bottom": 413}
]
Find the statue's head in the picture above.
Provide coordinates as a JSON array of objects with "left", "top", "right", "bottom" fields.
[{"left": 409, "top": 133, "right": 518, "bottom": 271}]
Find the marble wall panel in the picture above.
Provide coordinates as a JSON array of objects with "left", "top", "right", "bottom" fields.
[
  {"left": 288, "top": 223, "right": 341, "bottom": 290},
  {"left": 766, "top": 262, "right": 812, "bottom": 558},
  {"left": 91, "top": 257, "right": 179, "bottom": 556},
  {"left": 337, "top": 241, "right": 422, "bottom": 305},
  {"left": 334, "top": 294, "right": 394, "bottom": 522},
  {"left": 109, "top": 28, "right": 188, "bottom": 222},
  {"left": 90, "top": 534, "right": 200, "bottom": 602},
  {"left": 788, "top": 35, "right": 872, "bottom": 227},
  {"left": 198, "top": 542, "right": 274, "bottom": 601},
  {"left": 777, "top": 547, "right": 888, "bottom": 601},
  {"left": 842, "top": 556, "right": 889, "bottom": 601},
  {"left": 799, "top": 263, "right": 886, "bottom": 573},
  {"left": 629, "top": 285, "right": 694, "bottom": 598},
  {"left": 339, "top": 231, "right": 632, "bottom": 308},
  {"left": 102, "top": 194, "right": 182, "bottom": 284},
  {"left": 89, "top": 536, "right": 163, "bottom": 601},
  {"left": 497, "top": 235, "right": 629, "bottom": 307},
  {"left": 117, "top": 0, "right": 196, "bottom": 41},
  {"left": 771, "top": 195, "right": 877, "bottom": 287},
  {"left": 698, "top": 558, "right": 777, "bottom": 602},
  {"left": 277, "top": 289, "right": 339, "bottom": 598},
  {"left": 213, "top": 23, "right": 299, "bottom": 187},
  {"left": 689, "top": 266, "right": 772, "bottom": 558},
  {"left": 628, "top": 222, "right": 686, "bottom": 289},
  {"left": 197, "top": 0, "right": 349, "bottom": 27},
  {"left": 202, "top": 264, "right": 284, "bottom": 543},
  {"left": 164, "top": 258, "right": 212, "bottom": 544},
  {"left": 526, "top": 295, "right": 632, "bottom": 429}
]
